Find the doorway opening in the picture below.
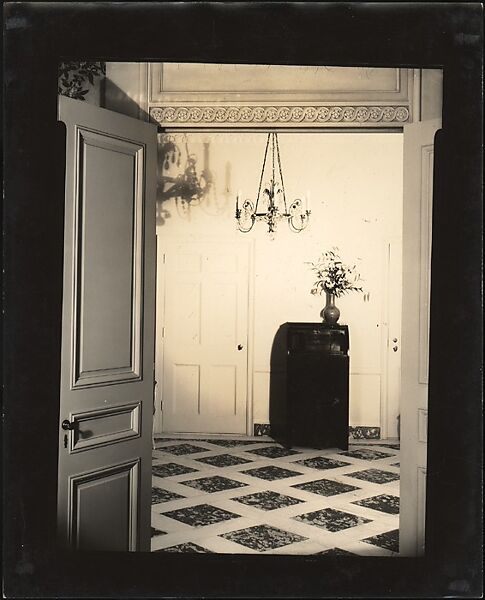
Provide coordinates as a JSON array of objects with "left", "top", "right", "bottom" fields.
[{"left": 151, "top": 130, "right": 404, "bottom": 554}]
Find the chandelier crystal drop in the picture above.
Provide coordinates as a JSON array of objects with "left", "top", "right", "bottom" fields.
[{"left": 235, "top": 133, "right": 311, "bottom": 234}]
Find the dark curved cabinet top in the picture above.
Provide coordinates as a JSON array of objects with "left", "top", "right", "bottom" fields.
[{"left": 284, "top": 322, "right": 349, "bottom": 356}]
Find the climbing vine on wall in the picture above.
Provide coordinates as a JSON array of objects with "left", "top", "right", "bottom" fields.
[{"left": 58, "top": 61, "right": 106, "bottom": 100}]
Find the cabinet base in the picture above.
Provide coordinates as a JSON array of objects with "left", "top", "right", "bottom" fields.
[{"left": 272, "top": 432, "right": 349, "bottom": 452}]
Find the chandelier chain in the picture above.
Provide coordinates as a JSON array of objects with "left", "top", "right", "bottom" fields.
[
  {"left": 274, "top": 133, "right": 288, "bottom": 214},
  {"left": 256, "top": 134, "right": 271, "bottom": 213}
]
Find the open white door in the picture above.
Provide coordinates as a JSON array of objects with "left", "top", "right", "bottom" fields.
[
  {"left": 399, "top": 118, "right": 441, "bottom": 556},
  {"left": 57, "top": 96, "right": 157, "bottom": 551}
]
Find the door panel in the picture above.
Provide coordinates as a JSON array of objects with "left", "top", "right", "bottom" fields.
[
  {"left": 70, "top": 459, "right": 139, "bottom": 551},
  {"left": 399, "top": 118, "right": 440, "bottom": 556},
  {"left": 57, "top": 96, "right": 157, "bottom": 551},
  {"left": 69, "top": 402, "right": 141, "bottom": 452},
  {"left": 159, "top": 239, "right": 250, "bottom": 434},
  {"left": 75, "top": 130, "right": 144, "bottom": 386}
]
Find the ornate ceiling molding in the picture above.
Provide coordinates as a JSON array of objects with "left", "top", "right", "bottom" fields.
[{"left": 150, "top": 105, "right": 410, "bottom": 127}]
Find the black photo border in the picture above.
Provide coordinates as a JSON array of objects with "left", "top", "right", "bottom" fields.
[{"left": 3, "top": 2, "right": 483, "bottom": 597}]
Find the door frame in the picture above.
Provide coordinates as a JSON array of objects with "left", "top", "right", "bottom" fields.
[{"left": 154, "top": 234, "right": 255, "bottom": 436}]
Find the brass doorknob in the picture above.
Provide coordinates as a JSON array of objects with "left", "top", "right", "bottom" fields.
[
  {"left": 61, "top": 419, "right": 76, "bottom": 431},
  {"left": 237, "top": 344, "right": 244, "bottom": 351},
  {"left": 393, "top": 345, "right": 399, "bottom": 352}
]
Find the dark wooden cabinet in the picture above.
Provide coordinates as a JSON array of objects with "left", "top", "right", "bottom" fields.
[{"left": 269, "top": 322, "right": 349, "bottom": 450}]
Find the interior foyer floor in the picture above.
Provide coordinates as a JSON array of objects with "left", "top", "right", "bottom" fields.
[{"left": 151, "top": 435, "right": 400, "bottom": 555}]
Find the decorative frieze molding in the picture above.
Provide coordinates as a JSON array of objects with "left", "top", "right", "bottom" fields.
[{"left": 150, "top": 105, "right": 410, "bottom": 128}]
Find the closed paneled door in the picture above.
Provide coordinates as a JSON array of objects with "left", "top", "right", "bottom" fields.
[{"left": 159, "top": 239, "right": 250, "bottom": 434}]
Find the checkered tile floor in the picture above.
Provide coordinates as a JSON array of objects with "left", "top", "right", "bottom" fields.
[{"left": 151, "top": 436, "right": 400, "bottom": 555}]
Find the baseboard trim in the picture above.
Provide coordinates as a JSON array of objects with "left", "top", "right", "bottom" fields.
[
  {"left": 253, "top": 423, "right": 271, "bottom": 436},
  {"left": 348, "top": 426, "right": 381, "bottom": 439},
  {"left": 253, "top": 423, "right": 381, "bottom": 439}
]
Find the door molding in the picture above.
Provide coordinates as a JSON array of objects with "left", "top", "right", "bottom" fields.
[
  {"left": 418, "top": 143, "right": 434, "bottom": 384},
  {"left": 154, "top": 234, "right": 255, "bottom": 436}
]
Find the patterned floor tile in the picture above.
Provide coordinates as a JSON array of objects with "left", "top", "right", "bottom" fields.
[
  {"left": 152, "top": 437, "right": 401, "bottom": 556},
  {"left": 293, "top": 508, "right": 372, "bottom": 532},
  {"left": 195, "top": 454, "right": 253, "bottom": 467},
  {"left": 156, "top": 542, "right": 212, "bottom": 553},
  {"left": 152, "top": 463, "right": 199, "bottom": 478},
  {"left": 162, "top": 503, "right": 241, "bottom": 527},
  {"left": 338, "top": 448, "right": 393, "bottom": 460},
  {"left": 160, "top": 443, "right": 208, "bottom": 455},
  {"left": 317, "top": 548, "right": 358, "bottom": 556},
  {"left": 221, "top": 524, "right": 307, "bottom": 551},
  {"left": 241, "top": 465, "right": 303, "bottom": 481},
  {"left": 292, "top": 478, "right": 360, "bottom": 496},
  {"left": 346, "top": 468, "right": 400, "bottom": 484},
  {"left": 362, "top": 529, "right": 399, "bottom": 552},
  {"left": 295, "top": 456, "right": 351, "bottom": 470},
  {"left": 246, "top": 446, "right": 301, "bottom": 459},
  {"left": 352, "top": 494, "right": 400, "bottom": 515},
  {"left": 232, "top": 490, "right": 304, "bottom": 511},
  {"left": 181, "top": 475, "right": 248, "bottom": 493},
  {"left": 152, "top": 487, "right": 185, "bottom": 504}
]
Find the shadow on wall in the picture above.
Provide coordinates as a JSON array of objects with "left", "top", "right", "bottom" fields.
[
  {"left": 155, "top": 134, "right": 232, "bottom": 227},
  {"left": 269, "top": 323, "right": 289, "bottom": 445},
  {"left": 103, "top": 77, "right": 150, "bottom": 121},
  {"left": 102, "top": 79, "right": 175, "bottom": 227}
]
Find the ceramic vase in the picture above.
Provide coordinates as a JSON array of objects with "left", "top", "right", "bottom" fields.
[{"left": 321, "top": 292, "right": 340, "bottom": 324}]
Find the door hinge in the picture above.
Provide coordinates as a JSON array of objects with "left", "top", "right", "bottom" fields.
[
  {"left": 161, "top": 326, "right": 165, "bottom": 339},
  {"left": 162, "top": 253, "right": 166, "bottom": 264}
]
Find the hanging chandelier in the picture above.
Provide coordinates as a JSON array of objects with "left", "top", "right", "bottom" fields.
[{"left": 235, "top": 132, "right": 311, "bottom": 234}]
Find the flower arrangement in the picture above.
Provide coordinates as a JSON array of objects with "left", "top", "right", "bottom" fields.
[
  {"left": 309, "top": 247, "right": 364, "bottom": 298},
  {"left": 58, "top": 61, "right": 106, "bottom": 100}
]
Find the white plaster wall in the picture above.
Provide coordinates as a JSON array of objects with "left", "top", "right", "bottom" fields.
[{"left": 156, "top": 132, "right": 403, "bottom": 428}]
